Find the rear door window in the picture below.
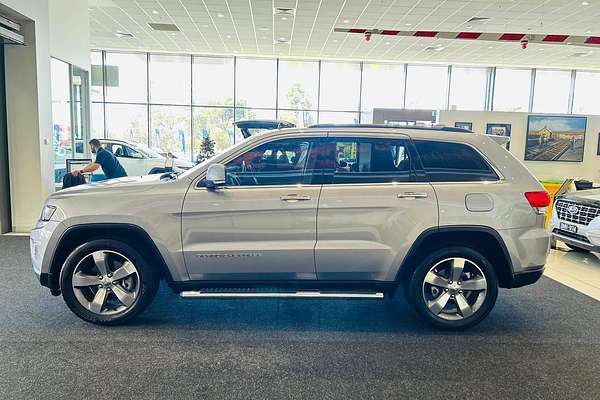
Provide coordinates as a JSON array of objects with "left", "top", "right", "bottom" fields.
[{"left": 413, "top": 140, "right": 499, "bottom": 182}]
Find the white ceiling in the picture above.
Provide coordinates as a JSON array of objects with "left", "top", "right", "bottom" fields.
[{"left": 88, "top": 0, "right": 600, "bottom": 69}]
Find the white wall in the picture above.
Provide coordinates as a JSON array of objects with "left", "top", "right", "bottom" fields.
[
  {"left": 48, "top": 0, "right": 90, "bottom": 70},
  {"left": 439, "top": 110, "right": 600, "bottom": 182},
  {"left": 1, "top": 0, "right": 89, "bottom": 232}
]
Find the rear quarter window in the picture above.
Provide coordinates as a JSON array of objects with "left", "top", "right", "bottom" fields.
[{"left": 414, "top": 140, "right": 499, "bottom": 182}]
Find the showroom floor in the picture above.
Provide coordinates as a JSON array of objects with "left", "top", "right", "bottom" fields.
[{"left": 0, "top": 236, "right": 598, "bottom": 400}]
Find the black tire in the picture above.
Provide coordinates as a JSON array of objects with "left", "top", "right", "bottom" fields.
[
  {"left": 406, "top": 246, "right": 498, "bottom": 330},
  {"left": 565, "top": 243, "right": 591, "bottom": 253},
  {"left": 60, "top": 239, "right": 159, "bottom": 326}
]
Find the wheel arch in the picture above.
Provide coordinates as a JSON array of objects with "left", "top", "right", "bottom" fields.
[
  {"left": 396, "top": 226, "right": 514, "bottom": 288},
  {"left": 47, "top": 223, "right": 174, "bottom": 293}
]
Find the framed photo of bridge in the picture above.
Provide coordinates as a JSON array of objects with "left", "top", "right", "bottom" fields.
[{"left": 524, "top": 115, "right": 587, "bottom": 162}]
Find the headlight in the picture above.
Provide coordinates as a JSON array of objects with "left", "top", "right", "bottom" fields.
[{"left": 40, "top": 205, "right": 57, "bottom": 221}]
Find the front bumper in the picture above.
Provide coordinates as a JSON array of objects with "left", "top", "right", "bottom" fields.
[
  {"left": 549, "top": 209, "right": 600, "bottom": 252},
  {"left": 30, "top": 220, "right": 62, "bottom": 292}
]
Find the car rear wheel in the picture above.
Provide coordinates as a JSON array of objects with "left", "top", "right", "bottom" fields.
[
  {"left": 60, "top": 239, "right": 159, "bottom": 326},
  {"left": 407, "top": 246, "right": 498, "bottom": 330}
]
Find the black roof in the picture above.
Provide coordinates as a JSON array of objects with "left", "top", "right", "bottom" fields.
[{"left": 308, "top": 124, "right": 471, "bottom": 133}]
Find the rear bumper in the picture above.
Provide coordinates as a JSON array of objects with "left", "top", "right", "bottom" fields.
[{"left": 508, "top": 266, "right": 545, "bottom": 288}]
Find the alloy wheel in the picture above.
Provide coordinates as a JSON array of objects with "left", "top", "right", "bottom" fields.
[
  {"left": 71, "top": 250, "right": 140, "bottom": 316},
  {"left": 421, "top": 257, "right": 488, "bottom": 321}
]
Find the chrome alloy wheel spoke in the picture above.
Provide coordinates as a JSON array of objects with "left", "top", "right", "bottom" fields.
[
  {"left": 424, "top": 270, "right": 450, "bottom": 288},
  {"left": 111, "top": 261, "right": 136, "bottom": 281},
  {"left": 91, "top": 251, "right": 109, "bottom": 276},
  {"left": 427, "top": 291, "right": 451, "bottom": 315},
  {"left": 89, "top": 287, "right": 108, "bottom": 313}
]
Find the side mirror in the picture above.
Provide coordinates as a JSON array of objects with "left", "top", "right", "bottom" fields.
[{"left": 205, "top": 163, "right": 226, "bottom": 189}]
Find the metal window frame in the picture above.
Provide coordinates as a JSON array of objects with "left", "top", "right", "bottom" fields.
[{"left": 92, "top": 50, "right": 583, "bottom": 156}]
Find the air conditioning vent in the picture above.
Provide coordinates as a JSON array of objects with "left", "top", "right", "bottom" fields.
[
  {"left": 0, "top": 14, "right": 24, "bottom": 45},
  {"left": 115, "top": 31, "right": 134, "bottom": 38},
  {"left": 571, "top": 51, "right": 592, "bottom": 57},
  {"left": 147, "top": 23, "right": 180, "bottom": 32},
  {"left": 274, "top": 7, "right": 295, "bottom": 16},
  {"left": 465, "top": 16, "right": 490, "bottom": 24}
]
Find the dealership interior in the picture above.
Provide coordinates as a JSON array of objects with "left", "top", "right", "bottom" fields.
[{"left": 1, "top": 0, "right": 599, "bottom": 398}]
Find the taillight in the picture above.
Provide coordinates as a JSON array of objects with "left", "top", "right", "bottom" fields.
[{"left": 524, "top": 191, "right": 550, "bottom": 208}]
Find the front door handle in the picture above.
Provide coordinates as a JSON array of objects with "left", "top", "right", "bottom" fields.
[
  {"left": 397, "top": 192, "right": 428, "bottom": 199},
  {"left": 280, "top": 194, "right": 312, "bottom": 202}
]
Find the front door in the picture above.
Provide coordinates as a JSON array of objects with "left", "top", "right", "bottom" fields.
[
  {"left": 181, "top": 136, "right": 325, "bottom": 281},
  {"left": 315, "top": 134, "right": 438, "bottom": 281}
]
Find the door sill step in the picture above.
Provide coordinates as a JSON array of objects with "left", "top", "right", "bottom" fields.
[{"left": 179, "top": 290, "right": 385, "bottom": 299}]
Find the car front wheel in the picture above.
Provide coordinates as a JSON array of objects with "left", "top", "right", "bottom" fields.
[
  {"left": 407, "top": 247, "right": 498, "bottom": 330},
  {"left": 60, "top": 239, "right": 159, "bottom": 325}
]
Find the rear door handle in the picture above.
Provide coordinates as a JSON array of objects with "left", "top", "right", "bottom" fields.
[
  {"left": 280, "top": 194, "right": 312, "bottom": 202},
  {"left": 397, "top": 192, "right": 428, "bottom": 199}
]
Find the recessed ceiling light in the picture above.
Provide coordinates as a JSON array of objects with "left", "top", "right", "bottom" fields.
[
  {"left": 333, "top": 39, "right": 338, "bottom": 43},
  {"left": 465, "top": 26, "right": 472, "bottom": 29},
  {"left": 582, "top": 1, "right": 589, "bottom": 5},
  {"left": 538, "top": 47, "right": 544, "bottom": 51},
  {"left": 202, "top": 25, "right": 209, "bottom": 28},
  {"left": 259, "top": 27, "right": 269, "bottom": 31},
  {"left": 281, "top": 16, "right": 287, "bottom": 20},
  {"left": 217, "top": 13, "right": 224, "bottom": 18},
  {"left": 152, "top": 10, "right": 159, "bottom": 15},
  {"left": 226, "top": 34, "right": 231, "bottom": 38},
  {"left": 488, "top": 46, "right": 493, "bottom": 49},
  {"left": 406, "top": 23, "right": 412, "bottom": 26},
  {"left": 586, "top": 30, "right": 592, "bottom": 34},
  {"left": 385, "top": 41, "right": 391, "bottom": 45},
  {"left": 343, "top": 19, "right": 349, "bottom": 23}
]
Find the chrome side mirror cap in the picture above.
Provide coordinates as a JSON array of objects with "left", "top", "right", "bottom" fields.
[{"left": 205, "top": 163, "right": 226, "bottom": 189}]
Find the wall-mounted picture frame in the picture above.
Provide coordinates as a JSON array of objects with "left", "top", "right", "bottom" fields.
[
  {"left": 455, "top": 121, "right": 472, "bottom": 131},
  {"left": 524, "top": 115, "right": 587, "bottom": 162},
  {"left": 486, "top": 123, "right": 511, "bottom": 150},
  {"left": 597, "top": 133, "right": 600, "bottom": 156}
]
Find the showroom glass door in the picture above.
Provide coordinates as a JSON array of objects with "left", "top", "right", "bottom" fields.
[
  {"left": 70, "top": 66, "right": 90, "bottom": 159},
  {"left": 51, "top": 59, "right": 91, "bottom": 186}
]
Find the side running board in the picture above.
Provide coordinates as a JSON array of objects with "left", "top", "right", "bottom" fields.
[{"left": 179, "top": 290, "right": 384, "bottom": 299}]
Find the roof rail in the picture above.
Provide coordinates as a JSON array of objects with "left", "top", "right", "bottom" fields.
[{"left": 307, "top": 123, "right": 471, "bottom": 133}]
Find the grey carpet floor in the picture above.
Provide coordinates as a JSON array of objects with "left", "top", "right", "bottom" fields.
[{"left": 0, "top": 236, "right": 598, "bottom": 400}]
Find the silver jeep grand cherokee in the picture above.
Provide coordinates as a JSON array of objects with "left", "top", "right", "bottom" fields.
[{"left": 31, "top": 125, "right": 551, "bottom": 330}]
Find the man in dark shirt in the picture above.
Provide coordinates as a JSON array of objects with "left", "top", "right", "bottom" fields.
[{"left": 72, "top": 139, "right": 127, "bottom": 180}]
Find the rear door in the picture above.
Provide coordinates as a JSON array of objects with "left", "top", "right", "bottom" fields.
[{"left": 315, "top": 133, "right": 438, "bottom": 281}]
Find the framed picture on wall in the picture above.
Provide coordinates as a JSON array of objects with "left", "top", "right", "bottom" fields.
[
  {"left": 486, "top": 123, "right": 511, "bottom": 150},
  {"left": 455, "top": 122, "right": 472, "bottom": 131},
  {"left": 597, "top": 133, "right": 600, "bottom": 156},
  {"left": 524, "top": 115, "right": 587, "bottom": 162}
]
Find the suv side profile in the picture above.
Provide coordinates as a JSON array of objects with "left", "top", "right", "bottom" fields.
[{"left": 31, "top": 125, "right": 551, "bottom": 330}]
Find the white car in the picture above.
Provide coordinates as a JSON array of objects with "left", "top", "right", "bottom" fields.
[{"left": 93, "top": 139, "right": 195, "bottom": 179}]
